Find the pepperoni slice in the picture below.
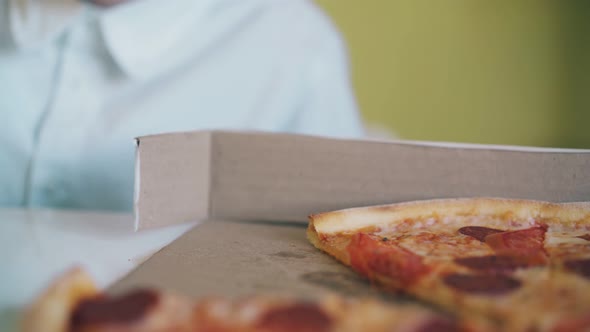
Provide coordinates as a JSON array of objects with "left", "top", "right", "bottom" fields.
[
  {"left": 454, "top": 255, "right": 534, "bottom": 273},
  {"left": 347, "top": 233, "right": 429, "bottom": 286},
  {"left": 256, "top": 303, "right": 332, "bottom": 332},
  {"left": 70, "top": 289, "right": 158, "bottom": 330},
  {"left": 442, "top": 273, "right": 522, "bottom": 295},
  {"left": 458, "top": 226, "right": 504, "bottom": 242},
  {"left": 564, "top": 258, "right": 590, "bottom": 279},
  {"left": 484, "top": 225, "right": 548, "bottom": 264}
]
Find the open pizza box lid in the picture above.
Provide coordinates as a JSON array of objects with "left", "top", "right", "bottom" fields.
[{"left": 111, "top": 130, "right": 590, "bottom": 298}]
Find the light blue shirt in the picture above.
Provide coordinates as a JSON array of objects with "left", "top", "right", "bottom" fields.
[{"left": 0, "top": 0, "right": 363, "bottom": 211}]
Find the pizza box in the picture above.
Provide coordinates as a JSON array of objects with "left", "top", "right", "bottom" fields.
[
  {"left": 110, "top": 130, "right": 590, "bottom": 298},
  {"left": 133, "top": 130, "right": 590, "bottom": 230}
]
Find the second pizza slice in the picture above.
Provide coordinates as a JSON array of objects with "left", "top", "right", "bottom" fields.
[{"left": 307, "top": 198, "right": 590, "bottom": 332}]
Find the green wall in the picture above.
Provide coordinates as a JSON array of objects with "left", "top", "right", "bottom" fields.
[{"left": 316, "top": 1, "right": 589, "bottom": 148}]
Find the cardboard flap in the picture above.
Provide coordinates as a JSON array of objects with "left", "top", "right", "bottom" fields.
[
  {"left": 135, "top": 131, "right": 590, "bottom": 229},
  {"left": 134, "top": 132, "right": 212, "bottom": 229}
]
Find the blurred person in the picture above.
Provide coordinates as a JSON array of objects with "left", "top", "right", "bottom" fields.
[{"left": 0, "top": 0, "right": 363, "bottom": 211}]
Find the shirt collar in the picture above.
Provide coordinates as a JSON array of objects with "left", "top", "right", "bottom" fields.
[
  {"left": 98, "top": 0, "right": 217, "bottom": 79},
  {"left": 9, "top": 0, "right": 265, "bottom": 79},
  {"left": 8, "top": 0, "right": 82, "bottom": 49}
]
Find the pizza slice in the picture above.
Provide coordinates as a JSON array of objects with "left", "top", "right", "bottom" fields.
[
  {"left": 22, "top": 267, "right": 488, "bottom": 332},
  {"left": 307, "top": 198, "right": 590, "bottom": 331}
]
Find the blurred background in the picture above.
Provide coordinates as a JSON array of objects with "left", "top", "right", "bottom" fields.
[{"left": 315, "top": 0, "right": 590, "bottom": 148}]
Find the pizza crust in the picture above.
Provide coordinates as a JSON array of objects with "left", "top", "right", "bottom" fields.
[
  {"left": 309, "top": 197, "right": 590, "bottom": 235},
  {"left": 21, "top": 267, "right": 98, "bottom": 332}
]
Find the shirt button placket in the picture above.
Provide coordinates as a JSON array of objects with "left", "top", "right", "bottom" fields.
[{"left": 29, "top": 29, "right": 85, "bottom": 207}]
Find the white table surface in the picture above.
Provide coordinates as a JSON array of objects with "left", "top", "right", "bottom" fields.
[{"left": 0, "top": 208, "right": 197, "bottom": 332}]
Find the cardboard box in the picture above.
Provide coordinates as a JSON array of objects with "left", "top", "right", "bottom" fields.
[
  {"left": 113, "top": 131, "right": 590, "bottom": 298},
  {"left": 134, "top": 130, "right": 590, "bottom": 230}
]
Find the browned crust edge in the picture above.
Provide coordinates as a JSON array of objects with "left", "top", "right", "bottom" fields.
[
  {"left": 308, "top": 197, "right": 590, "bottom": 236},
  {"left": 21, "top": 267, "right": 99, "bottom": 332}
]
